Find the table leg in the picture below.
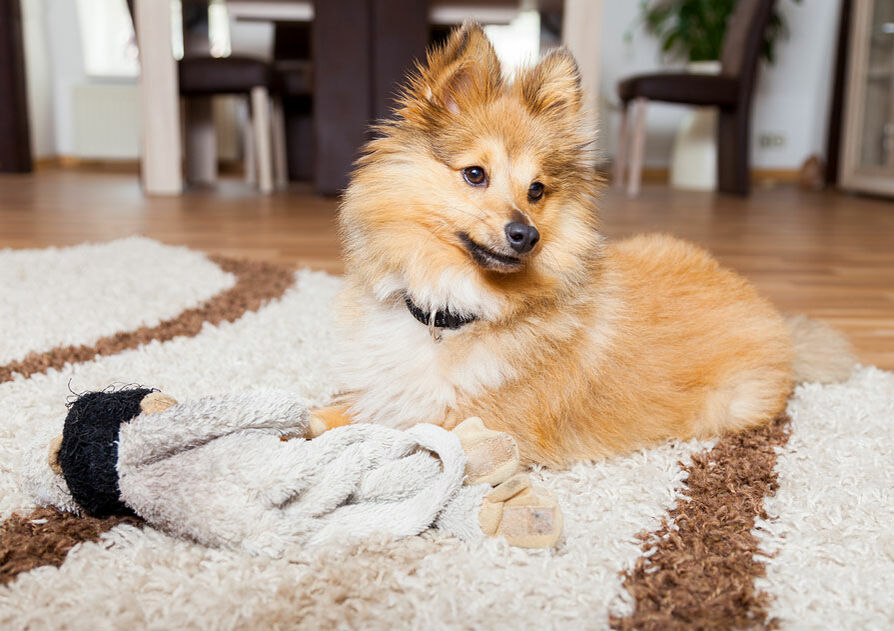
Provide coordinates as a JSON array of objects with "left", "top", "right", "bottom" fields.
[
  {"left": 0, "top": 0, "right": 31, "bottom": 173},
  {"left": 312, "top": 0, "right": 371, "bottom": 196},
  {"left": 370, "top": 0, "right": 428, "bottom": 121},
  {"left": 134, "top": 0, "right": 182, "bottom": 195}
]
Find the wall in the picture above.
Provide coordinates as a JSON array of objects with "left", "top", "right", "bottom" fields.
[
  {"left": 21, "top": 0, "right": 55, "bottom": 159},
  {"left": 72, "top": 83, "right": 140, "bottom": 159},
  {"left": 751, "top": 0, "right": 842, "bottom": 168},
  {"left": 598, "top": 0, "right": 843, "bottom": 169},
  {"left": 42, "top": 0, "right": 91, "bottom": 158}
]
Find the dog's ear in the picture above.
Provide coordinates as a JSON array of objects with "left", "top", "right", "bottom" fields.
[
  {"left": 516, "top": 48, "right": 582, "bottom": 120},
  {"left": 405, "top": 21, "right": 501, "bottom": 117}
]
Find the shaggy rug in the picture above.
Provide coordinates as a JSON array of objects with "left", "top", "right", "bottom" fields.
[{"left": 0, "top": 237, "right": 891, "bottom": 630}]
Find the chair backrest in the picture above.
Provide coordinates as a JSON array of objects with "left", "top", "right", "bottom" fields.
[
  {"left": 720, "top": 0, "right": 776, "bottom": 78},
  {"left": 125, "top": 0, "right": 212, "bottom": 55}
]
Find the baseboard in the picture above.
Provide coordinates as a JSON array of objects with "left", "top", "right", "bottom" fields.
[
  {"left": 751, "top": 169, "right": 801, "bottom": 184},
  {"left": 60, "top": 156, "right": 140, "bottom": 172},
  {"left": 36, "top": 157, "right": 800, "bottom": 187},
  {"left": 605, "top": 167, "right": 801, "bottom": 186},
  {"left": 34, "top": 156, "right": 245, "bottom": 175}
]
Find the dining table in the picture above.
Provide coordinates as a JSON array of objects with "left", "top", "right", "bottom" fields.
[{"left": 132, "top": 0, "right": 602, "bottom": 196}]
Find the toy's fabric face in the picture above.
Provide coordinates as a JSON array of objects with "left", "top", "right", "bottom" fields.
[{"left": 58, "top": 388, "right": 155, "bottom": 517}]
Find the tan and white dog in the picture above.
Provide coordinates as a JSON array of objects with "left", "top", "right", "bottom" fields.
[{"left": 310, "top": 23, "right": 853, "bottom": 466}]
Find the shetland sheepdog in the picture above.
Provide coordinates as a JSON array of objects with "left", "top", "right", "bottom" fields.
[{"left": 310, "top": 22, "right": 853, "bottom": 466}]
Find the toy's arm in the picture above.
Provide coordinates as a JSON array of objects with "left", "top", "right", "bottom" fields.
[{"left": 117, "top": 390, "right": 310, "bottom": 469}]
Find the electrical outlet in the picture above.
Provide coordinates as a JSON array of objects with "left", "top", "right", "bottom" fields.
[{"left": 758, "top": 133, "right": 786, "bottom": 148}]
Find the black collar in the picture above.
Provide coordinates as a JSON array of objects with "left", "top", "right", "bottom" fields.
[{"left": 404, "top": 295, "right": 478, "bottom": 331}]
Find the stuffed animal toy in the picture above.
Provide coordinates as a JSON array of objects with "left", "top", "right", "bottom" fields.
[{"left": 23, "top": 387, "right": 563, "bottom": 558}]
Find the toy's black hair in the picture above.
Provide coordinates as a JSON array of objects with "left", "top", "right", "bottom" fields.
[{"left": 58, "top": 387, "right": 154, "bottom": 517}]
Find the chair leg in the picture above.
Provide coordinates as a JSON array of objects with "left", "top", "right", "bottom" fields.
[
  {"left": 250, "top": 86, "right": 274, "bottom": 194},
  {"left": 627, "top": 97, "right": 648, "bottom": 197},
  {"left": 184, "top": 96, "right": 217, "bottom": 186},
  {"left": 717, "top": 106, "right": 750, "bottom": 196},
  {"left": 271, "top": 97, "right": 288, "bottom": 190},
  {"left": 243, "top": 106, "right": 256, "bottom": 186},
  {"left": 614, "top": 102, "right": 629, "bottom": 189}
]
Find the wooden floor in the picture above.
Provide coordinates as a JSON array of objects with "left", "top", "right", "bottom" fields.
[{"left": 1, "top": 168, "right": 892, "bottom": 370}]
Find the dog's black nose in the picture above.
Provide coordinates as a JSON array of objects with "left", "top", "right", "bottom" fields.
[{"left": 504, "top": 222, "right": 540, "bottom": 254}]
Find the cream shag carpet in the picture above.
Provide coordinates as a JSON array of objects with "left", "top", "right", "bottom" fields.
[{"left": 1, "top": 238, "right": 891, "bottom": 630}]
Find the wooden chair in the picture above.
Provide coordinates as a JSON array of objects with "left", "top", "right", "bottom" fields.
[
  {"left": 126, "top": 0, "right": 284, "bottom": 193},
  {"left": 615, "top": 0, "right": 776, "bottom": 196}
]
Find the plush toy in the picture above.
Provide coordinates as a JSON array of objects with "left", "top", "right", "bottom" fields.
[{"left": 23, "top": 387, "right": 563, "bottom": 557}]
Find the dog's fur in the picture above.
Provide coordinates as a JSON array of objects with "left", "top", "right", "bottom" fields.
[{"left": 313, "top": 23, "right": 853, "bottom": 466}]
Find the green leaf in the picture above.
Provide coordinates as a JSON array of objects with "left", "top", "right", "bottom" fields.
[{"left": 633, "top": 0, "right": 800, "bottom": 64}]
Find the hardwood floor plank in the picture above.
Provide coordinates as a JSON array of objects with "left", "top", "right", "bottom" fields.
[{"left": 1, "top": 169, "right": 892, "bottom": 369}]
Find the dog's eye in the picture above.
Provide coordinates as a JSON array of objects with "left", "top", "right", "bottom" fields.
[
  {"left": 462, "top": 166, "right": 488, "bottom": 187},
  {"left": 528, "top": 181, "right": 545, "bottom": 201}
]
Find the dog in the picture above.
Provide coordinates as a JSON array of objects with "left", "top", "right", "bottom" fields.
[{"left": 309, "top": 22, "right": 854, "bottom": 466}]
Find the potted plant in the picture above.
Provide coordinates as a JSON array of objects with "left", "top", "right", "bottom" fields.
[{"left": 638, "top": 0, "right": 799, "bottom": 65}]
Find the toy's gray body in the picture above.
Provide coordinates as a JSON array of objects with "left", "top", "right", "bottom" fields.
[{"left": 25, "top": 391, "right": 487, "bottom": 557}]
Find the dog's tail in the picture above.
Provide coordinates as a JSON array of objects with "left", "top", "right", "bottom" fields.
[{"left": 786, "top": 315, "right": 857, "bottom": 384}]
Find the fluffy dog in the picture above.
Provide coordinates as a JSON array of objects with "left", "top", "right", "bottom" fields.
[{"left": 310, "top": 22, "right": 853, "bottom": 466}]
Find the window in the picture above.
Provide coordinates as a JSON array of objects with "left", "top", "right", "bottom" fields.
[
  {"left": 75, "top": 0, "right": 139, "bottom": 78},
  {"left": 75, "top": 0, "right": 231, "bottom": 79}
]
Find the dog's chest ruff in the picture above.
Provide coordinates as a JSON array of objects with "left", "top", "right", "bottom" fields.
[{"left": 336, "top": 295, "right": 509, "bottom": 428}]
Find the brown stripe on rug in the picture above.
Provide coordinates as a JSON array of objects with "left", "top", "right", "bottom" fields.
[
  {"left": 0, "top": 507, "right": 141, "bottom": 585},
  {"left": 0, "top": 256, "right": 295, "bottom": 384},
  {"left": 611, "top": 415, "right": 791, "bottom": 631}
]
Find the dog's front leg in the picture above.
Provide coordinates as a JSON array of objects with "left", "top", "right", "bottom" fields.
[{"left": 308, "top": 405, "right": 355, "bottom": 437}]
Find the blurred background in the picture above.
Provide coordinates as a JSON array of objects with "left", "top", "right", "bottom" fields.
[
  {"left": 1, "top": 0, "right": 879, "bottom": 194},
  {"left": 0, "top": 0, "right": 892, "bottom": 368}
]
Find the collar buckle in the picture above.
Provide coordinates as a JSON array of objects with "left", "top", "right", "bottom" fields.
[
  {"left": 428, "top": 311, "right": 443, "bottom": 343},
  {"left": 404, "top": 294, "right": 476, "bottom": 341}
]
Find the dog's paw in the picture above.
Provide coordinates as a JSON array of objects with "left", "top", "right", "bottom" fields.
[
  {"left": 307, "top": 405, "right": 354, "bottom": 438},
  {"left": 307, "top": 413, "right": 328, "bottom": 438}
]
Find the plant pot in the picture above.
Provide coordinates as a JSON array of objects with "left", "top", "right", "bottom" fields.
[{"left": 670, "top": 60, "right": 721, "bottom": 191}]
